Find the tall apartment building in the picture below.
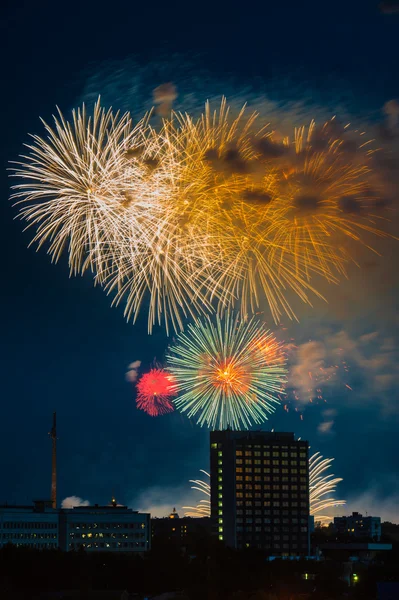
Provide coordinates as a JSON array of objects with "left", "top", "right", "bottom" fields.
[
  {"left": 210, "top": 430, "right": 310, "bottom": 555},
  {"left": 334, "top": 512, "right": 381, "bottom": 542}
]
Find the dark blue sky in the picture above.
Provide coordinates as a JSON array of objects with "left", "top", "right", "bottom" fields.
[{"left": 1, "top": 1, "right": 398, "bottom": 520}]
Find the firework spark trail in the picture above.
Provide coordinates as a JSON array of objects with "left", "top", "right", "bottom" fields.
[
  {"left": 166, "top": 313, "right": 287, "bottom": 430},
  {"left": 309, "top": 452, "right": 346, "bottom": 524},
  {"left": 11, "top": 98, "right": 397, "bottom": 333}
]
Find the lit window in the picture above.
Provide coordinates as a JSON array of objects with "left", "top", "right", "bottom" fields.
[{"left": 211, "top": 443, "right": 217, "bottom": 449}]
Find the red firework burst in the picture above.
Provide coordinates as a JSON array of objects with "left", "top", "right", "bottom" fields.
[{"left": 136, "top": 368, "right": 177, "bottom": 417}]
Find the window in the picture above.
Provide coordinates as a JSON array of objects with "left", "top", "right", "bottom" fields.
[
  {"left": 236, "top": 450, "right": 243, "bottom": 456},
  {"left": 236, "top": 467, "right": 243, "bottom": 473},
  {"left": 211, "top": 443, "right": 217, "bottom": 449}
]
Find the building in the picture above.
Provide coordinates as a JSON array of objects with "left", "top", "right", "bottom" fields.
[
  {"left": 0, "top": 500, "right": 59, "bottom": 549},
  {"left": 210, "top": 430, "right": 310, "bottom": 555},
  {"left": 0, "top": 498, "right": 150, "bottom": 553},
  {"left": 151, "top": 508, "right": 211, "bottom": 551},
  {"left": 59, "top": 498, "right": 151, "bottom": 552},
  {"left": 334, "top": 511, "right": 381, "bottom": 541}
]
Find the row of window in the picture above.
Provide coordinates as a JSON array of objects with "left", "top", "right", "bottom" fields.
[
  {"left": 0, "top": 542, "right": 57, "bottom": 549},
  {"left": 71, "top": 522, "right": 146, "bottom": 530},
  {"left": 70, "top": 532, "right": 145, "bottom": 540},
  {"left": 237, "top": 534, "right": 308, "bottom": 542},
  {"left": 1, "top": 533, "right": 57, "bottom": 540},
  {"left": 236, "top": 514, "right": 308, "bottom": 522},
  {"left": 236, "top": 489, "right": 307, "bottom": 496},
  {"left": 69, "top": 541, "right": 147, "bottom": 549},
  {"left": 236, "top": 449, "right": 307, "bottom": 457},
  {"left": 1, "top": 522, "right": 57, "bottom": 529},
  {"left": 235, "top": 476, "right": 307, "bottom": 483},
  {"left": 237, "top": 542, "right": 306, "bottom": 550},
  {"left": 237, "top": 528, "right": 307, "bottom": 535},
  {"left": 236, "top": 485, "right": 307, "bottom": 492},
  {"left": 236, "top": 459, "right": 307, "bottom": 466}
]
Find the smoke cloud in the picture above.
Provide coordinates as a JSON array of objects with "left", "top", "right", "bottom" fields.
[
  {"left": 132, "top": 485, "right": 200, "bottom": 518},
  {"left": 126, "top": 360, "right": 141, "bottom": 383},
  {"left": 288, "top": 329, "right": 399, "bottom": 415},
  {"left": 61, "top": 496, "right": 90, "bottom": 508}
]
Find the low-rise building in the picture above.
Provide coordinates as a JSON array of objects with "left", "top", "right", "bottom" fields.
[
  {"left": 0, "top": 500, "right": 59, "bottom": 549},
  {"left": 151, "top": 509, "right": 211, "bottom": 551},
  {"left": 60, "top": 498, "right": 150, "bottom": 552},
  {"left": 0, "top": 497, "right": 150, "bottom": 553},
  {"left": 334, "top": 511, "right": 381, "bottom": 541}
]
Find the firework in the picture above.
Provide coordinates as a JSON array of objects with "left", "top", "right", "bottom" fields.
[
  {"left": 310, "top": 452, "right": 346, "bottom": 524},
  {"left": 136, "top": 368, "right": 177, "bottom": 417},
  {"left": 183, "top": 470, "right": 211, "bottom": 518},
  {"left": 166, "top": 313, "right": 287, "bottom": 430},
  {"left": 12, "top": 98, "right": 395, "bottom": 333}
]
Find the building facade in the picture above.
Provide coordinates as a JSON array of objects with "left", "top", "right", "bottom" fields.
[
  {"left": 210, "top": 430, "right": 310, "bottom": 555},
  {"left": 0, "top": 498, "right": 150, "bottom": 553},
  {"left": 334, "top": 512, "right": 381, "bottom": 541},
  {"left": 60, "top": 500, "right": 151, "bottom": 552},
  {"left": 0, "top": 500, "right": 59, "bottom": 549}
]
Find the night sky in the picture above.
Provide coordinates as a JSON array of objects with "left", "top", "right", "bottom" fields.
[{"left": 1, "top": 1, "right": 398, "bottom": 521}]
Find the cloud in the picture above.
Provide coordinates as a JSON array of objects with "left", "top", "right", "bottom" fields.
[
  {"left": 132, "top": 484, "right": 200, "bottom": 518},
  {"left": 380, "top": 1, "right": 399, "bottom": 14},
  {"left": 126, "top": 360, "right": 141, "bottom": 383},
  {"left": 61, "top": 496, "right": 90, "bottom": 508},
  {"left": 288, "top": 340, "right": 337, "bottom": 403},
  {"left": 344, "top": 489, "right": 399, "bottom": 524},
  {"left": 288, "top": 329, "right": 399, "bottom": 415},
  {"left": 153, "top": 83, "right": 177, "bottom": 117}
]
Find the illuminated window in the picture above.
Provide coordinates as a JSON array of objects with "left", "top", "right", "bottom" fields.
[
  {"left": 236, "top": 451, "right": 243, "bottom": 456},
  {"left": 218, "top": 451, "right": 223, "bottom": 457},
  {"left": 218, "top": 534, "right": 223, "bottom": 541},
  {"left": 211, "top": 443, "right": 217, "bottom": 449},
  {"left": 218, "top": 484, "right": 223, "bottom": 491},
  {"left": 236, "top": 468, "right": 243, "bottom": 473},
  {"left": 218, "top": 468, "right": 223, "bottom": 474},
  {"left": 218, "top": 476, "right": 223, "bottom": 483}
]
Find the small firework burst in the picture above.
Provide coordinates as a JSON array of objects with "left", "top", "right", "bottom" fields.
[{"left": 136, "top": 368, "right": 177, "bottom": 417}]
